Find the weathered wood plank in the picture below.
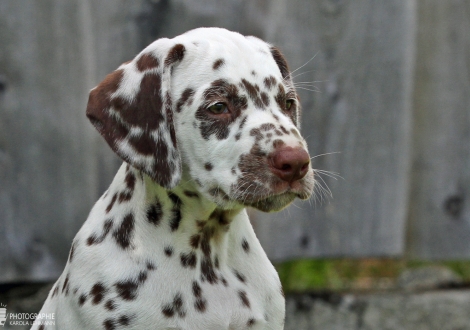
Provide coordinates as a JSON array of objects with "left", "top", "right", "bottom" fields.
[
  {"left": 407, "top": 1, "right": 470, "bottom": 259},
  {"left": 249, "top": 0, "right": 416, "bottom": 260},
  {"left": 0, "top": 0, "right": 147, "bottom": 282}
]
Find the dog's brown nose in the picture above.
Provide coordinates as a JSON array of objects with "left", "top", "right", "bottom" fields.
[{"left": 269, "top": 147, "right": 310, "bottom": 182}]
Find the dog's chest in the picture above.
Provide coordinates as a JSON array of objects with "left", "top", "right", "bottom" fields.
[{"left": 47, "top": 167, "right": 285, "bottom": 329}]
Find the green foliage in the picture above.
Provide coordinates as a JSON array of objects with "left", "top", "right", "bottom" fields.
[{"left": 275, "top": 259, "right": 470, "bottom": 293}]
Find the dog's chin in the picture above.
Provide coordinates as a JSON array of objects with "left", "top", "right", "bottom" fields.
[{"left": 246, "top": 192, "right": 298, "bottom": 212}]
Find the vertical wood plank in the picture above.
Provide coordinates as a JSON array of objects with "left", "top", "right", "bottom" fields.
[
  {"left": 0, "top": 0, "right": 146, "bottom": 281},
  {"left": 408, "top": 1, "right": 470, "bottom": 259}
]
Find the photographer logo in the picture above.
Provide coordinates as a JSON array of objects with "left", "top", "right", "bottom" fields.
[{"left": 0, "top": 304, "right": 54, "bottom": 327}]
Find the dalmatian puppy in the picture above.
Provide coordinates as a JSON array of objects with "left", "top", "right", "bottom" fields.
[{"left": 34, "top": 27, "right": 314, "bottom": 330}]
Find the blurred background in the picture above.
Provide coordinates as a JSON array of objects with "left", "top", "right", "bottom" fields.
[{"left": 0, "top": 0, "right": 469, "bottom": 329}]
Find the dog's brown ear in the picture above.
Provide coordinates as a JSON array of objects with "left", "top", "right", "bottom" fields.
[{"left": 86, "top": 40, "right": 185, "bottom": 189}]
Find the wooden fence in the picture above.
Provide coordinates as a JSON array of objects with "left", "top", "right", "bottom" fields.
[{"left": 0, "top": 0, "right": 469, "bottom": 282}]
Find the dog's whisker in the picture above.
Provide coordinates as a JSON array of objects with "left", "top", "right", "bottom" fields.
[
  {"left": 295, "top": 87, "right": 321, "bottom": 93},
  {"left": 289, "top": 52, "right": 320, "bottom": 76},
  {"left": 310, "top": 151, "right": 342, "bottom": 160}
]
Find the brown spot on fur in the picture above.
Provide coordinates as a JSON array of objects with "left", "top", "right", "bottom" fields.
[
  {"left": 164, "top": 246, "right": 174, "bottom": 257},
  {"left": 162, "top": 305, "right": 174, "bottom": 318},
  {"left": 176, "top": 88, "right": 195, "bottom": 113},
  {"left": 118, "top": 315, "right": 131, "bottom": 326},
  {"left": 201, "top": 257, "right": 218, "bottom": 284},
  {"left": 238, "top": 290, "right": 251, "bottom": 308},
  {"left": 62, "top": 275, "right": 70, "bottom": 294},
  {"left": 190, "top": 234, "right": 201, "bottom": 249},
  {"left": 136, "top": 53, "right": 159, "bottom": 72},
  {"left": 180, "top": 252, "right": 197, "bottom": 268},
  {"left": 138, "top": 271, "right": 148, "bottom": 283},
  {"left": 274, "top": 84, "right": 286, "bottom": 111},
  {"left": 125, "top": 172, "right": 136, "bottom": 190},
  {"left": 90, "top": 283, "right": 107, "bottom": 305},
  {"left": 106, "top": 193, "right": 118, "bottom": 213},
  {"left": 150, "top": 137, "right": 174, "bottom": 188},
  {"left": 162, "top": 293, "right": 186, "bottom": 318},
  {"left": 194, "top": 298, "right": 207, "bottom": 312},
  {"left": 233, "top": 269, "right": 246, "bottom": 283},
  {"left": 147, "top": 200, "right": 163, "bottom": 226},
  {"left": 113, "top": 213, "right": 135, "bottom": 249},
  {"left": 78, "top": 294, "right": 87, "bottom": 306},
  {"left": 272, "top": 139, "right": 285, "bottom": 149},
  {"left": 68, "top": 241, "right": 76, "bottom": 262},
  {"left": 239, "top": 116, "right": 248, "bottom": 129},
  {"left": 87, "top": 218, "right": 113, "bottom": 245},
  {"left": 105, "top": 299, "right": 116, "bottom": 311},
  {"left": 204, "top": 162, "right": 213, "bottom": 171},
  {"left": 241, "top": 79, "right": 264, "bottom": 108},
  {"left": 261, "top": 123, "right": 276, "bottom": 131},
  {"left": 103, "top": 319, "right": 115, "bottom": 330},
  {"left": 164, "top": 44, "right": 186, "bottom": 67},
  {"left": 192, "top": 281, "right": 202, "bottom": 297},
  {"left": 242, "top": 238, "right": 250, "bottom": 252},
  {"left": 247, "top": 318, "right": 256, "bottom": 327},
  {"left": 118, "top": 191, "right": 132, "bottom": 203},
  {"left": 261, "top": 92, "right": 270, "bottom": 107},
  {"left": 168, "top": 192, "right": 183, "bottom": 231},
  {"left": 115, "top": 280, "right": 139, "bottom": 301},
  {"left": 213, "top": 58, "right": 225, "bottom": 70},
  {"left": 51, "top": 285, "right": 59, "bottom": 298},
  {"left": 221, "top": 276, "right": 228, "bottom": 286},
  {"left": 264, "top": 76, "right": 277, "bottom": 90}
]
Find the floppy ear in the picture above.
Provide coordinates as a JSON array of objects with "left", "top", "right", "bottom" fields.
[{"left": 86, "top": 39, "right": 186, "bottom": 189}]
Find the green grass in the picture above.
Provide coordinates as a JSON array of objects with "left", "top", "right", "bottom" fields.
[{"left": 275, "top": 259, "right": 470, "bottom": 293}]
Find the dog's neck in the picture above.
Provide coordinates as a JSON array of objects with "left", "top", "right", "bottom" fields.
[{"left": 105, "top": 163, "right": 247, "bottom": 279}]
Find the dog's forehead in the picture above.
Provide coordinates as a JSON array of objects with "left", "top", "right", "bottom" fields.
[{"left": 173, "top": 28, "right": 282, "bottom": 82}]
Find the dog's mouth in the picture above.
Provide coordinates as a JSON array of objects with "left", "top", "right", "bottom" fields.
[{"left": 232, "top": 175, "right": 315, "bottom": 212}]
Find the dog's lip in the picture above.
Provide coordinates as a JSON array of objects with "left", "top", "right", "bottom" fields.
[
  {"left": 239, "top": 188, "right": 306, "bottom": 206},
  {"left": 270, "top": 181, "right": 312, "bottom": 199}
]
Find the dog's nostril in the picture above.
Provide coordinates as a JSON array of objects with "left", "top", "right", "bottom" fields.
[{"left": 281, "top": 164, "right": 292, "bottom": 171}]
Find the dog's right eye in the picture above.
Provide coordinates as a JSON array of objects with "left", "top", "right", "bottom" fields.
[{"left": 208, "top": 102, "right": 228, "bottom": 114}]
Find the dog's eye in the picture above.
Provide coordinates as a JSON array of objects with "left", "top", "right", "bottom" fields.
[
  {"left": 208, "top": 102, "right": 228, "bottom": 114},
  {"left": 285, "top": 99, "right": 295, "bottom": 111}
]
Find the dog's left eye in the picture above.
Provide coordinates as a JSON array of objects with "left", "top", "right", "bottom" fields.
[
  {"left": 285, "top": 99, "right": 295, "bottom": 111},
  {"left": 208, "top": 102, "right": 229, "bottom": 114}
]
